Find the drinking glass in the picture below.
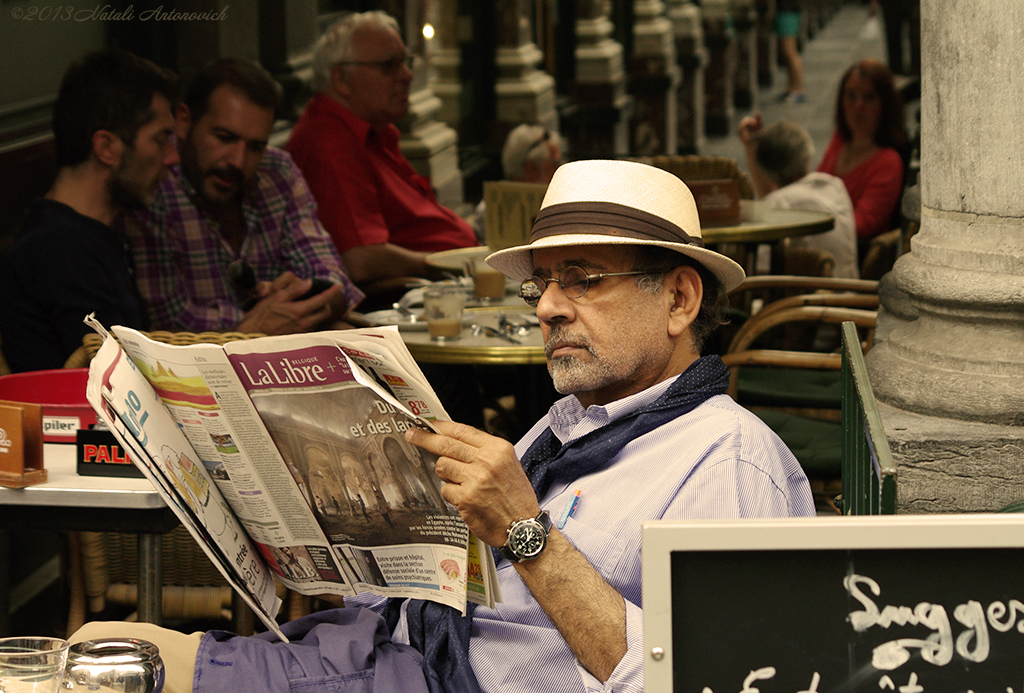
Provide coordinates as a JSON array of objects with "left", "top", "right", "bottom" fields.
[
  {"left": 472, "top": 260, "right": 506, "bottom": 302},
  {"left": 423, "top": 286, "right": 466, "bottom": 341},
  {"left": 0, "top": 637, "right": 70, "bottom": 693}
]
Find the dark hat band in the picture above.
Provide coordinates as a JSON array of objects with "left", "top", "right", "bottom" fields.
[{"left": 530, "top": 201, "right": 704, "bottom": 248}]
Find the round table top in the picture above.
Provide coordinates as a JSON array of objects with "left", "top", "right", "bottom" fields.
[
  {"left": 701, "top": 207, "right": 834, "bottom": 244},
  {"left": 425, "top": 208, "right": 834, "bottom": 272},
  {"left": 400, "top": 308, "right": 546, "bottom": 365}
]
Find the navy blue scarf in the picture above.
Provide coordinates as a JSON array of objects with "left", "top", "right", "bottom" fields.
[{"left": 391, "top": 355, "right": 731, "bottom": 693}]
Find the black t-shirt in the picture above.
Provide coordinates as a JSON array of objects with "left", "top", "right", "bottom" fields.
[{"left": 0, "top": 199, "right": 149, "bottom": 372}]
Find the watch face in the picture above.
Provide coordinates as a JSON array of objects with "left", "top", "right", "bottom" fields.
[{"left": 510, "top": 522, "right": 545, "bottom": 558}]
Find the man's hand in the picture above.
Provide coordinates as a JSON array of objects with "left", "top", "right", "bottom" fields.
[
  {"left": 404, "top": 420, "right": 539, "bottom": 548},
  {"left": 406, "top": 419, "right": 629, "bottom": 682},
  {"left": 738, "top": 112, "right": 765, "bottom": 146},
  {"left": 235, "top": 272, "right": 343, "bottom": 335}
]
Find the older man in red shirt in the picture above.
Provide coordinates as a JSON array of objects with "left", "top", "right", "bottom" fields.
[{"left": 287, "top": 11, "right": 478, "bottom": 285}]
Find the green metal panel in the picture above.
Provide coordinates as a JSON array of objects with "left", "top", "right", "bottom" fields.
[{"left": 839, "top": 321, "right": 897, "bottom": 515}]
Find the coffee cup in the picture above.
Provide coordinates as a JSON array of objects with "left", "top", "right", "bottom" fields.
[{"left": 472, "top": 261, "right": 506, "bottom": 302}]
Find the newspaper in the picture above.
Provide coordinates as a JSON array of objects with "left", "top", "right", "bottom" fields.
[{"left": 84, "top": 322, "right": 500, "bottom": 638}]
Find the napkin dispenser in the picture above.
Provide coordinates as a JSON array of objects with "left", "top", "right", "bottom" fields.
[
  {"left": 0, "top": 399, "right": 45, "bottom": 488},
  {"left": 686, "top": 179, "right": 741, "bottom": 227}
]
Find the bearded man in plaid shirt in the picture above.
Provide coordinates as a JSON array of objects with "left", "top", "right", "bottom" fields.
[{"left": 123, "top": 58, "right": 363, "bottom": 335}]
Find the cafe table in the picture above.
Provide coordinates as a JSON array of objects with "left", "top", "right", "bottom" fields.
[
  {"left": 380, "top": 305, "right": 553, "bottom": 439},
  {"left": 425, "top": 207, "right": 834, "bottom": 276},
  {"left": 398, "top": 307, "right": 545, "bottom": 366},
  {"left": 0, "top": 443, "right": 178, "bottom": 635}
]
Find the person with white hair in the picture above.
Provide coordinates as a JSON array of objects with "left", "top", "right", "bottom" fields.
[
  {"left": 739, "top": 113, "right": 859, "bottom": 278},
  {"left": 501, "top": 123, "right": 564, "bottom": 184},
  {"left": 472, "top": 123, "right": 564, "bottom": 240},
  {"left": 71, "top": 159, "right": 814, "bottom": 693},
  {"left": 286, "top": 11, "right": 477, "bottom": 286}
]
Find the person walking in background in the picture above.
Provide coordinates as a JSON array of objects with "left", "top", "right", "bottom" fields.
[
  {"left": 775, "top": 0, "right": 806, "bottom": 103},
  {"left": 878, "top": 0, "right": 920, "bottom": 77},
  {"left": 816, "top": 58, "right": 906, "bottom": 259}
]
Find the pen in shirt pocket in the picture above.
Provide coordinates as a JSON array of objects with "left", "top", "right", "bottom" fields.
[{"left": 556, "top": 489, "right": 582, "bottom": 529}]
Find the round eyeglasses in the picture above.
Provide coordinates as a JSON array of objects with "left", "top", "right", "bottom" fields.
[
  {"left": 519, "top": 266, "right": 652, "bottom": 307},
  {"left": 336, "top": 55, "right": 415, "bottom": 77}
]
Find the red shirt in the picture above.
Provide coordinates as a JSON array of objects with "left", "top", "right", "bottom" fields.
[
  {"left": 287, "top": 93, "right": 478, "bottom": 254},
  {"left": 817, "top": 131, "right": 904, "bottom": 240}
]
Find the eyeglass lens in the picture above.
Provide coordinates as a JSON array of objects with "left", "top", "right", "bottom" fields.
[{"left": 520, "top": 266, "right": 592, "bottom": 306}]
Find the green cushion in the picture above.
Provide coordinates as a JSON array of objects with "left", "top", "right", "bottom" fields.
[
  {"left": 998, "top": 499, "right": 1024, "bottom": 513},
  {"left": 738, "top": 367, "right": 842, "bottom": 409},
  {"left": 754, "top": 410, "right": 841, "bottom": 477}
]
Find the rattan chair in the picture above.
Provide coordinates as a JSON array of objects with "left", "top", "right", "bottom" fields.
[
  {"left": 63, "top": 329, "right": 314, "bottom": 634},
  {"left": 721, "top": 283, "right": 879, "bottom": 513}
]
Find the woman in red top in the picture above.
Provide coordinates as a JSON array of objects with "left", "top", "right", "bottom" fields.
[{"left": 817, "top": 59, "right": 906, "bottom": 252}]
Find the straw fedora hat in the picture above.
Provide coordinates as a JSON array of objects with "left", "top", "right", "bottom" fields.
[{"left": 485, "top": 159, "right": 746, "bottom": 292}]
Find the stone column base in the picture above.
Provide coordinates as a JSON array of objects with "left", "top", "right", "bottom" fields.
[{"left": 878, "top": 402, "right": 1024, "bottom": 514}]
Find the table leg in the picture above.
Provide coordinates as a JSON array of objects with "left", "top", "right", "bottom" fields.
[
  {"left": 136, "top": 533, "right": 162, "bottom": 624},
  {"left": 0, "top": 529, "right": 9, "bottom": 636},
  {"left": 231, "top": 592, "right": 255, "bottom": 635}
]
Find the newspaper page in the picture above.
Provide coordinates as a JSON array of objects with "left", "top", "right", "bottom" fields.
[
  {"left": 107, "top": 326, "right": 493, "bottom": 612},
  {"left": 223, "top": 333, "right": 476, "bottom": 612},
  {"left": 85, "top": 335, "right": 286, "bottom": 639}
]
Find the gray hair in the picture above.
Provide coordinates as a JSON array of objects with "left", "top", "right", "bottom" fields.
[
  {"left": 631, "top": 245, "right": 728, "bottom": 355},
  {"left": 311, "top": 11, "right": 401, "bottom": 93},
  {"left": 501, "top": 123, "right": 564, "bottom": 181},
  {"left": 752, "top": 120, "right": 815, "bottom": 187}
]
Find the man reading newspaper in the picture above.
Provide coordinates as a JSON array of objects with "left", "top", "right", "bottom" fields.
[{"left": 73, "top": 159, "right": 815, "bottom": 693}]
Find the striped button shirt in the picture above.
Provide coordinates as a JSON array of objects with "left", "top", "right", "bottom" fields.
[
  {"left": 124, "top": 147, "right": 363, "bottom": 332},
  {"left": 369, "top": 376, "right": 815, "bottom": 692}
]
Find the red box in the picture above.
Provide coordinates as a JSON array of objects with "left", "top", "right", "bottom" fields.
[{"left": 0, "top": 369, "right": 97, "bottom": 443}]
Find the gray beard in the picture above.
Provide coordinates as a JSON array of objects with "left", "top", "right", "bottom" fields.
[{"left": 545, "top": 325, "right": 615, "bottom": 395}]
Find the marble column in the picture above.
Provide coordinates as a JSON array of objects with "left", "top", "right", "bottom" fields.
[
  {"left": 257, "top": 2, "right": 319, "bottom": 125},
  {"left": 865, "top": 0, "right": 1024, "bottom": 513},
  {"left": 700, "top": 0, "right": 736, "bottom": 137},
  {"left": 394, "top": 0, "right": 465, "bottom": 211},
  {"left": 493, "top": 0, "right": 559, "bottom": 137},
  {"left": 668, "top": 0, "right": 706, "bottom": 154},
  {"left": 730, "top": 0, "right": 758, "bottom": 110},
  {"left": 567, "top": 0, "right": 632, "bottom": 158},
  {"left": 428, "top": 0, "right": 463, "bottom": 129},
  {"left": 628, "top": 0, "right": 680, "bottom": 155}
]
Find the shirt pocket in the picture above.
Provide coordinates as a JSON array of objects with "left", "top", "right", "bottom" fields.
[{"left": 560, "top": 516, "right": 628, "bottom": 582}]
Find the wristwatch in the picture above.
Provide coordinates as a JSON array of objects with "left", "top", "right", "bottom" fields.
[{"left": 499, "top": 511, "right": 552, "bottom": 563}]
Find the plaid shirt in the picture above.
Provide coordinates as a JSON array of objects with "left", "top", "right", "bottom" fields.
[{"left": 124, "top": 147, "right": 363, "bottom": 332}]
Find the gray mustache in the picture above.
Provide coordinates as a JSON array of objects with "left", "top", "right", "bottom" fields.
[{"left": 545, "top": 325, "right": 593, "bottom": 358}]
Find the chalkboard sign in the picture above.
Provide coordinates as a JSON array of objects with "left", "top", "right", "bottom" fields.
[{"left": 643, "top": 515, "right": 1024, "bottom": 693}]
